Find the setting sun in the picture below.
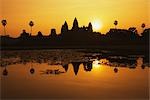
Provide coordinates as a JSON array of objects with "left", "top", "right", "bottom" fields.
[
  {"left": 91, "top": 20, "right": 103, "bottom": 31},
  {"left": 0, "top": 0, "right": 149, "bottom": 37},
  {"left": 0, "top": 0, "right": 149, "bottom": 99}
]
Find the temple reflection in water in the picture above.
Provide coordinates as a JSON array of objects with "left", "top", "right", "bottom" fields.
[
  {"left": 0, "top": 50, "right": 149, "bottom": 100},
  {"left": 1, "top": 56, "right": 149, "bottom": 76}
]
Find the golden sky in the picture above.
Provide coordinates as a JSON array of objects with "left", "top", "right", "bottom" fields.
[{"left": 0, "top": 0, "right": 149, "bottom": 37}]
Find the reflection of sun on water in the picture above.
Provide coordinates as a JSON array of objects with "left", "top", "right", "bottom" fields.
[
  {"left": 92, "top": 60, "right": 100, "bottom": 68},
  {"left": 92, "top": 59, "right": 110, "bottom": 73},
  {"left": 92, "top": 59, "right": 106, "bottom": 74}
]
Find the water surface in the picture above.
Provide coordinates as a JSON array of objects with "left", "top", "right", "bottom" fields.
[{"left": 0, "top": 49, "right": 149, "bottom": 100}]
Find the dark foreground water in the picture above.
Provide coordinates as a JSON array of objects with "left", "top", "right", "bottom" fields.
[{"left": 0, "top": 49, "right": 149, "bottom": 100}]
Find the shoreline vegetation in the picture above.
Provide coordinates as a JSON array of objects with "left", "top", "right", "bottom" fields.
[{"left": 0, "top": 45, "right": 149, "bottom": 52}]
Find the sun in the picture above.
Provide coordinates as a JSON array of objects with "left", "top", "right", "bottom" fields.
[
  {"left": 91, "top": 20, "right": 103, "bottom": 31},
  {"left": 93, "top": 60, "right": 100, "bottom": 68}
]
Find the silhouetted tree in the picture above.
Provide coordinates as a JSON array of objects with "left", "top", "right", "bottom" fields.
[
  {"left": 3, "top": 68, "right": 8, "bottom": 76},
  {"left": 1, "top": 19, "right": 7, "bottom": 36},
  {"left": 141, "top": 23, "right": 146, "bottom": 31},
  {"left": 30, "top": 68, "right": 35, "bottom": 74},
  {"left": 114, "top": 20, "right": 118, "bottom": 29},
  {"left": 29, "top": 21, "right": 34, "bottom": 36},
  {"left": 114, "top": 67, "right": 118, "bottom": 73},
  {"left": 1, "top": 18, "right": 149, "bottom": 50}
]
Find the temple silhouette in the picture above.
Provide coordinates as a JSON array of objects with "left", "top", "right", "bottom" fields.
[{"left": 0, "top": 18, "right": 149, "bottom": 50}]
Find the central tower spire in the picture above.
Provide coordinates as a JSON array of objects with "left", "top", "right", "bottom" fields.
[{"left": 72, "top": 17, "right": 79, "bottom": 31}]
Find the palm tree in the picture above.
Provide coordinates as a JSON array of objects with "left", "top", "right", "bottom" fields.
[
  {"left": 3, "top": 67, "right": 8, "bottom": 76},
  {"left": 30, "top": 61, "right": 35, "bottom": 74},
  {"left": 114, "top": 20, "right": 118, "bottom": 29},
  {"left": 1, "top": 19, "right": 7, "bottom": 36},
  {"left": 141, "top": 23, "right": 146, "bottom": 31},
  {"left": 29, "top": 21, "right": 34, "bottom": 35}
]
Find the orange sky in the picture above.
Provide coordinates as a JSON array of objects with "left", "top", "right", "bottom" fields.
[{"left": 0, "top": 0, "right": 149, "bottom": 37}]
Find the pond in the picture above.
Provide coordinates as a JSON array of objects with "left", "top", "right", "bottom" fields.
[{"left": 0, "top": 49, "right": 149, "bottom": 100}]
